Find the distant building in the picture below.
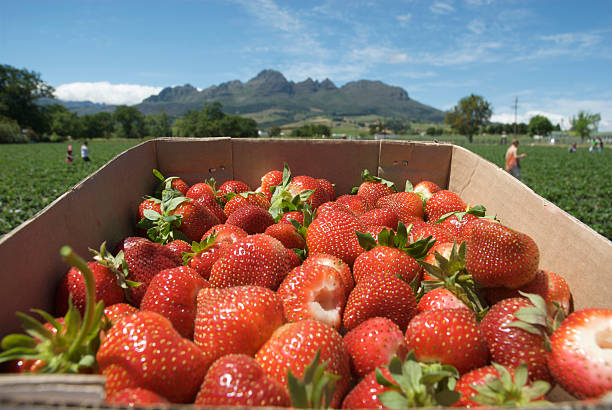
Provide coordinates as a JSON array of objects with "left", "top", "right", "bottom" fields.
[
  {"left": 258, "top": 130, "right": 269, "bottom": 137},
  {"left": 375, "top": 133, "right": 399, "bottom": 140}
]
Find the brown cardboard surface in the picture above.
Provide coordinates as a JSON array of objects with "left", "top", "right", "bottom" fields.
[{"left": 449, "top": 145, "right": 612, "bottom": 311}]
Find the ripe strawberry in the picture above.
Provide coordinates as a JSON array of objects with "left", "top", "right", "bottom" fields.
[
  {"left": 195, "top": 354, "right": 290, "bottom": 407},
  {"left": 259, "top": 169, "right": 283, "bottom": 200},
  {"left": 547, "top": 308, "right": 612, "bottom": 399},
  {"left": 106, "top": 387, "right": 169, "bottom": 406},
  {"left": 454, "top": 363, "right": 549, "bottom": 408},
  {"left": 209, "top": 233, "right": 290, "bottom": 289},
  {"left": 193, "top": 193, "right": 227, "bottom": 223},
  {"left": 121, "top": 237, "right": 181, "bottom": 306},
  {"left": 422, "top": 241, "right": 455, "bottom": 281},
  {"left": 217, "top": 179, "right": 251, "bottom": 203},
  {"left": 302, "top": 252, "right": 354, "bottom": 296},
  {"left": 410, "top": 222, "right": 457, "bottom": 243},
  {"left": 480, "top": 297, "right": 552, "bottom": 383},
  {"left": 279, "top": 210, "right": 305, "bottom": 225},
  {"left": 466, "top": 219, "right": 539, "bottom": 289},
  {"left": 288, "top": 175, "right": 330, "bottom": 209},
  {"left": 362, "top": 225, "right": 389, "bottom": 243},
  {"left": 97, "top": 311, "right": 211, "bottom": 403},
  {"left": 359, "top": 207, "right": 400, "bottom": 230},
  {"left": 341, "top": 366, "right": 392, "bottom": 409},
  {"left": 165, "top": 239, "right": 191, "bottom": 261},
  {"left": 255, "top": 319, "right": 351, "bottom": 408},
  {"left": 104, "top": 303, "right": 138, "bottom": 326},
  {"left": 352, "top": 245, "right": 421, "bottom": 284},
  {"left": 138, "top": 198, "right": 161, "bottom": 220},
  {"left": 335, "top": 194, "right": 370, "bottom": 216},
  {"left": 343, "top": 271, "right": 417, "bottom": 332},
  {"left": 306, "top": 210, "right": 366, "bottom": 266},
  {"left": 417, "top": 288, "right": 469, "bottom": 313},
  {"left": 202, "top": 223, "right": 248, "bottom": 245},
  {"left": 343, "top": 317, "right": 409, "bottom": 379},
  {"left": 226, "top": 203, "right": 275, "bottom": 234},
  {"left": 376, "top": 191, "right": 424, "bottom": 225},
  {"left": 412, "top": 180, "right": 441, "bottom": 203},
  {"left": 438, "top": 213, "right": 478, "bottom": 242},
  {"left": 316, "top": 200, "right": 354, "bottom": 218},
  {"left": 265, "top": 221, "right": 306, "bottom": 249},
  {"left": 140, "top": 266, "right": 210, "bottom": 339},
  {"left": 169, "top": 178, "right": 189, "bottom": 196},
  {"left": 355, "top": 169, "right": 396, "bottom": 209},
  {"left": 185, "top": 181, "right": 216, "bottom": 200},
  {"left": 425, "top": 190, "right": 467, "bottom": 223},
  {"left": 194, "top": 285, "right": 285, "bottom": 358},
  {"left": 172, "top": 201, "right": 220, "bottom": 242},
  {"left": 316, "top": 177, "right": 336, "bottom": 201},
  {"left": 277, "top": 264, "right": 346, "bottom": 330},
  {"left": 224, "top": 192, "right": 270, "bottom": 217},
  {"left": 405, "top": 308, "right": 489, "bottom": 374}
]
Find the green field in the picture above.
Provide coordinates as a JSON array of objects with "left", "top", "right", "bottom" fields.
[{"left": 1, "top": 139, "right": 610, "bottom": 240}]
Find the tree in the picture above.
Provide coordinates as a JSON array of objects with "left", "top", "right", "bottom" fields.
[
  {"left": 0, "top": 64, "right": 55, "bottom": 135},
  {"left": 113, "top": 105, "right": 146, "bottom": 138},
  {"left": 46, "top": 104, "right": 83, "bottom": 139},
  {"left": 528, "top": 115, "right": 554, "bottom": 137},
  {"left": 145, "top": 112, "right": 173, "bottom": 138},
  {"left": 268, "top": 126, "right": 281, "bottom": 137},
  {"left": 291, "top": 124, "right": 331, "bottom": 138},
  {"left": 444, "top": 94, "right": 492, "bottom": 142},
  {"left": 571, "top": 111, "right": 601, "bottom": 140},
  {"left": 82, "top": 112, "right": 113, "bottom": 139},
  {"left": 172, "top": 102, "right": 258, "bottom": 138}
]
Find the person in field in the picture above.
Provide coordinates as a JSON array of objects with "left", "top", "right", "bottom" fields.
[
  {"left": 81, "top": 141, "right": 91, "bottom": 162},
  {"left": 66, "top": 145, "right": 74, "bottom": 163},
  {"left": 505, "top": 138, "right": 526, "bottom": 180}
]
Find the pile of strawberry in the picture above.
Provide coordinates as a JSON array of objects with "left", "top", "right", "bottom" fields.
[{"left": 1, "top": 165, "right": 611, "bottom": 408}]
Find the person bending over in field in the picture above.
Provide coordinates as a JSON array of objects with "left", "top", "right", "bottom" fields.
[
  {"left": 81, "top": 141, "right": 91, "bottom": 162},
  {"left": 505, "top": 139, "right": 526, "bottom": 180}
]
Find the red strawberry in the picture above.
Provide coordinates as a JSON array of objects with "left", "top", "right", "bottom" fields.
[
  {"left": 425, "top": 190, "right": 467, "bottom": 223},
  {"left": 480, "top": 297, "right": 552, "bottom": 383},
  {"left": 335, "top": 194, "right": 370, "bottom": 216},
  {"left": 195, "top": 354, "right": 291, "bottom": 407},
  {"left": 410, "top": 222, "right": 457, "bottom": 243},
  {"left": 138, "top": 198, "right": 161, "bottom": 220},
  {"left": 306, "top": 210, "right": 366, "bottom": 266},
  {"left": 218, "top": 179, "right": 251, "bottom": 203},
  {"left": 140, "top": 266, "right": 210, "bottom": 339},
  {"left": 376, "top": 192, "right": 424, "bottom": 225},
  {"left": 466, "top": 219, "right": 539, "bottom": 289},
  {"left": 417, "top": 288, "right": 469, "bottom": 313},
  {"left": 55, "top": 260, "right": 125, "bottom": 316},
  {"left": 412, "top": 180, "right": 441, "bottom": 203},
  {"left": 121, "top": 237, "right": 181, "bottom": 306},
  {"left": 439, "top": 213, "right": 478, "bottom": 242},
  {"left": 352, "top": 245, "right": 422, "bottom": 284},
  {"left": 277, "top": 264, "right": 346, "bottom": 330},
  {"left": 316, "top": 200, "right": 354, "bottom": 218},
  {"left": 209, "top": 234, "right": 290, "bottom": 289},
  {"left": 104, "top": 303, "right": 139, "bottom": 326},
  {"left": 355, "top": 169, "right": 396, "bottom": 209},
  {"left": 265, "top": 221, "right": 306, "bottom": 249},
  {"left": 202, "top": 223, "right": 248, "bottom": 245},
  {"left": 224, "top": 192, "right": 270, "bottom": 217},
  {"left": 106, "top": 387, "right": 169, "bottom": 406},
  {"left": 279, "top": 210, "right": 305, "bottom": 225},
  {"left": 405, "top": 308, "right": 489, "bottom": 374},
  {"left": 165, "top": 239, "right": 191, "bottom": 261},
  {"left": 422, "top": 241, "right": 454, "bottom": 281},
  {"left": 343, "top": 317, "right": 409, "bottom": 379},
  {"left": 341, "top": 367, "right": 391, "bottom": 409},
  {"left": 185, "top": 181, "right": 216, "bottom": 200},
  {"left": 359, "top": 207, "right": 400, "bottom": 230},
  {"left": 170, "top": 178, "right": 189, "bottom": 195},
  {"left": 97, "top": 311, "right": 211, "bottom": 403},
  {"left": 302, "top": 252, "right": 354, "bottom": 296},
  {"left": 288, "top": 175, "right": 330, "bottom": 209},
  {"left": 193, "top": 193, "right": 227, "bottom": 223},
  {"left": 260, "top": 169, "right": 283, "bottom": 200},
  {"left": 547, "top": 308, "right": 612, "bottom": 399},
  {"left": 316, "top": 177, "right": 336, "bottom": 201},
  {"left": 454, "top": 363, "right": 549, "bottom": 408},
  {"left": 172, "top": 201, "right": 220, "bottom": 242},
  {"left": 194, "top": 285, "right": 285, "bottom": 358},
  {"left": 362, "top": 225, "right": 390, "bottom": 243},
  {"left": 226, "top": 203, "right": 275, "bottom": 234},
  {"left": 343, "top": 271, "right": 417, "bottom": 332},
  {"left": 255, "top": 319, "right": 351, "bottom": 408}
]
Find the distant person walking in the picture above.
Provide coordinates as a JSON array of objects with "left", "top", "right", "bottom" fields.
[
  {"left": 66, "top": 145, "right": 74, "bottom": 163},
  {"left": 597, "top": 137, "right": 604, "bottom": 152},
  {"left": 81, "top": 141, "right": 91, "bottom": 162},
  {"left": 505, "top": 138, "right": 527, "bottom": 180},
  {"left": 568, "top": 142, "right": 577, "bottom": 153}
]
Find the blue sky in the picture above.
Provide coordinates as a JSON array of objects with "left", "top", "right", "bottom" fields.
[{"left": 2, "top": 0, "right": 612, "bottom": 130}]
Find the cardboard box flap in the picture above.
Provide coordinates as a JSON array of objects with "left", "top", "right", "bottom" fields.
[
  {"left": 449, "top": 145, "right": 612, "bottom": 311},
  {"left": 0, "top": 374, "right": 105, "bottom": 405}
]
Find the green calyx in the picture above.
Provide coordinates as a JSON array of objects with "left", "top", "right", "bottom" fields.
[
  {"left": 357, "top": 222, "right": 435, "bottom": 259},
  {"left": 287, "top": 350, "right": 340, "bottom": 409},
  {"left": 0, "top": 246, "right": 104, "bottom": 373},
  {"left": 419, "top": 241, "right": 488, "bottom": 318},
  {"left": 376, "top": 352, "right": 461, "bottom": 408},
  {"left": 351, "top": 169, "right": 397, "bottom": 194},
  {"left": 471, "top": 362, "right": 551, "bottom": 407},
  {"left": 91, "top": 241, "right": 140, "bottom": 305},
  {"left": 182, "top": 231, "right": 218, "bottom": 265},
  {"left": 137, "top": 183, "right": 191, "bottom": 244},
  {"left": 269, "top": 163, "right": 314, "bottom": 220},
  {"left": 435, "top": 204, "right": 496, "bottom": 224}
]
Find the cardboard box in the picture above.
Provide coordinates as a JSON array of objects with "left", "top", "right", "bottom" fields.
[{"left": 0, "top": 137, "right": 610, "bottom": 406}]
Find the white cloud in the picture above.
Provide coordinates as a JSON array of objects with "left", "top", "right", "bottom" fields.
[
  {"left": 54, "top": 82, "right": 163, "bottom": 105},
  {"left": 350, "top": 46, "right": 409, "bottom": 64},
  {"left": 430, "top": 2, "right": 455, "bottom": 15},
  {"left": 397, "top": 14, "right": 412, "bottom": 23},
  {"left": 467, "top": 19, "right": 486, "bottom": 35}
]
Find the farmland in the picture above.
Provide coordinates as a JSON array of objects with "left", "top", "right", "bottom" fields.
[{"left": 0, "top": 139, "right": 610, "bottom": 240}]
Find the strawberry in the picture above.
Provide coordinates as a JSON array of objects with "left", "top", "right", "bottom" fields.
[
  {"left": 209, "top": 233, "right": 290, "bottom": 289},
  {"left": 454, "top": 363, "right": 550, "bottom": 408},
  {"left": 172, "top": 200, "right": 220, "bottom": 242},
  {"left": 547, "top": 308, "right": 612, "bottom": 399},
  {"left": 352, "top": 244, "right": 421, "bottom": 284},
  {"left": 106, "top": 387, "right": 169, "bottom": 406},
  {"left": 288, "top": 175, "right": 330, "bottom": 209},
  {"left": 417, "top": 288, "right": 469, "bottom": 313},
  {"left": 410, "top": 222, "right": 457, "bottom": 243},
  {"left": 138, "top": 198, "right": 161, "bottom": 220},
  {"left": 302, "top": 252, "right": 354, "bottom": 296},
  {"left": 354, "top": 169, "right": 396, "bottom": 209},
  {"left": 121, "top": 237, "right": 181, "bottom": 306},
  {"left": 194, "top": 285, "right": 285, "bottom": 358},
  {"left": 316, "top": 200, "right": 355, "bottom": 218},
  {"left": 255, "top": 319, "right": 351, "bottom": 408},
  {"left": 224, "top": 192, "right": 270, "bottom": 217},
  {"left": 376, "top": 191, "right": 424, "bottom": 225},
  {"left": 152, "top": 169, "right": 189, "bottom": 197},
  {"left": 226, "top": 203, "right": 275, "bottom": 234},
  {"left": 316, "top": 177, "right": 336, "bottom": 201},
  {"left": 140, "top": 266, "right": 210, "bottom": 339},
  {"left": 97, "top": 311, "right": 211, "bottom": 403},
  {"left": 185, "top": 181, "right": 216, "bottom": 200},
  {"left": 218, "top": 179, "right": 251, "bottom": 202},
  {"left": 439, "top": 213, "right": 478, "bottom": 242},
  {"left": 165, "top": 239, "right": 191, "bottom": 261},
  {"left": 104, "top": 303, "right": 138, "bottom": 326},
  {"left": 341, "top": 366, "right": 392, "bottom": 409},
  {"left": 202, "top": 223, "right": 248, "bottom": 245},
  {"left": 359, "top": 207, "right": 399, "bottom": 230},
  {"left": 412, "top": 180, "right": 441, "bottom": 203},
  {"left": 480, "top": 297, "right": 552, "bottom": 383},
  {"left": 405, "top": 308, "right": 489, "bottom": 374},
  {"left": 265, "top": 221, "right": 306, "bottom": 249},
  {"left": 279, "top": 210, "right": 305, "bottom": 225},
  {"left": 425, "top": 190, "right": 467, "bottom": 223},
  {"left": 182, "top": 235, "right": 224, "bottom": 280},
  {"left": 343, "top": 317, "right": 409, "bottom": 379},
  {"left": 193, "top": 193, "right": 227, "bottom": 223},
  {"left": 465, "top": 219, "right": 539, "bottom": 289},
  {"left": 306, "top": 210, "right": 366, "bottom": 266},
  {"left": 277, "top": 263, "right": 346, "bottom": 330},
  {"left": 343, "top": 271, "right": 417, "bottom": 332},
  {"left": 335, "top": 194, "right": 370, "bottom": 216},
  {"left": 259, "top": 169, "right": 283, "bottom": 200},
  {"left": 195, "top": 354, "right": 291, "bottom": 407}
]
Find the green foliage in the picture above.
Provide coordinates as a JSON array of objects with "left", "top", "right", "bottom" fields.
[
  {"left": 571, "top": 111, "right": 601, "bottom": 140},
  {"left": 268, "top": 126, "right": 281, "bottom": 137},
  {"left": 528, "top": 115, "right": 554, "bottom": 137},
  {"left": 0, "top": 117, "right": 25, "bottom": 143},
  {"left": 291, "top": 124, "right": 331, "bottom": 138},
  {"left": 173, "top": 102, "right": 257, "bottom": 138},
  {"left": 445, "top": 94, "right": 492, "bottom": 142},
  {"left": 145, "top": 112, "right": 172, "bottom": 138},
  {"left": 113, "top": 105, "right": 146, "bottom": 138},
  {"left": 82, "top": 112, "right": 114, "bottom": 139}
]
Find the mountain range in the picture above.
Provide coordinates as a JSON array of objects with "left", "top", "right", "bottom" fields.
[{"left": 53, "top": 70, "right": 446, "bottom": 127}]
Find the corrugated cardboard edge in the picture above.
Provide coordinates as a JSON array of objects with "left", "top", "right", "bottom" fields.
[
  {"left": 0, "top": 374, "right": 105, "bottom": 406},
  {"left": 449, "top": 145, "right": 612, "bottom": 311}
]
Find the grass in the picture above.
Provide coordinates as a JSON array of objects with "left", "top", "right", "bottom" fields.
[{"left": 1, "top": 138, "right": 610, "bottom": 240}]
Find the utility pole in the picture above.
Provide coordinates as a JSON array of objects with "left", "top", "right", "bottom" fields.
[{"left": 513, "top": 96, "right": 518, "bottom": 139}]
